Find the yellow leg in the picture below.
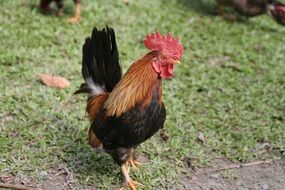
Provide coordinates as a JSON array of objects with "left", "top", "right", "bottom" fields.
[
  {"left": 55, "top": 8, "right": 63, "bottom": 17},
  {"left": 126, "top": 150, "right": 141, "bottom": 171},
  {"left": 127, "top": 158, "right": 141, "bottom": 171},
  {"left": 67, "top": 2, "right": 81, "bottom": 23},
  {"left": 216, "top": 1, "right": 224, "bottom": 16},
  {"left": 119, "top": 164, "right": 142, "bottom": 190}
]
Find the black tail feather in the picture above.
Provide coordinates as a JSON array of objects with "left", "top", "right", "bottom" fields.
[{"left": 75, "top": 26, "right": 122, "bottom": 95}]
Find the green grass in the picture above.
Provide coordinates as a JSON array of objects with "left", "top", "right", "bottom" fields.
[{"left": 0, "top": 0, "right": 285, "bottom": 189}]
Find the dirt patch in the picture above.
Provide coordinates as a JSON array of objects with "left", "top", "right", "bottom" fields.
[
  {"left": 1, "top": 159, "right": 284, "bottom": 190},
  {"left": 0, "top": 113, "right": 14, "bottom": 130},
  {"left": 41, "top": 165, "right": 97, "bottom": 190},
  {"left": 180, "top": 159, "right": 285, "bottom": 190}
]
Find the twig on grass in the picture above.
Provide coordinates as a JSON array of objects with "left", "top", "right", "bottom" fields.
[
  {"left": 0, "top": 182, "right": 42, "bottom": 190},
  {"left": 196, "top": 160, "right": 273, "bottom": 175}
]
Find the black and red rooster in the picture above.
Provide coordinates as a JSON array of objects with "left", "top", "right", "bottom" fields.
[
  {"left": 75, "top": 26, "right": 183, "bottom": 189},
  {"left": 39, "top": 0, "right": 81, "bottom": 23},
  {"left": 216, "top": 0, "right": 285, "bottom": 25}
]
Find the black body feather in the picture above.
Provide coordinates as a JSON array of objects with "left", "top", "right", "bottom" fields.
[
  {"left": 40, "top": 0, "right": 80, "bottom": 9},
  {"left": 74, "top": 26, "right": 122, "bottom": 94},
  {"left": 92, "top": 80, "right": 166, "bottom": 165}
]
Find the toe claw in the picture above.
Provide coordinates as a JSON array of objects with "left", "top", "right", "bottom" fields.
[
  {"left": 128, "top": 182, "right": 136, "bottom": 190},
  {"left": 132, "top": 180, "right": 142, "bottom": 186},
  {"left": 128, "top": 159, "right": 141, "bottom": 171},
  {"left": 127, "top": 180, "right": 142, "bottom": 190}
]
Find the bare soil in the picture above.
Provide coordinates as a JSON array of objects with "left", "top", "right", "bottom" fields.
[
  {"left": 180, "top": 159, "right": 285, "bottom": 190},
  {"left": 1, "top": 159, "right": 284, "bottom": 190}
]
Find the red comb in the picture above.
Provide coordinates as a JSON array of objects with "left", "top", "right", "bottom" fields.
[
  {"left": 276, "top": 5, "right": 285, "bottom": 13},
  {"left": 144, "top": 32, "right": 184, "bottom": 59}
]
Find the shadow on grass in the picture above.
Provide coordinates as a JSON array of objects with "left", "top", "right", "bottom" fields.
[
  {"left": 175, "top": 0, "right": 283, "bottom": 31},
  {"left": 175, "top": 0, "right": 217, "bottom": 16},
  {"left": 65, "top": 143, "right": 118, "bottom": 177},
  {"left": 49, "top": 116, "right": 119, "bottom": 183}
]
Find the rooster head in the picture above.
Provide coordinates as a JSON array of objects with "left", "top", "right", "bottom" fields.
[
  {"left": 267, "top": 0, "right": 285, "bottom": 25},
  {"left": 144, "top": 32, "right": 184, "bottom": 78}
]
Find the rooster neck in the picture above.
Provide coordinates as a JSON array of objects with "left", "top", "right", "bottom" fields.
[
  {"left": 140, "top": 78, "right": 163, "bottom": 109},
  {"left": 104, "top": 52, "right": 161, "bottom": 117}
]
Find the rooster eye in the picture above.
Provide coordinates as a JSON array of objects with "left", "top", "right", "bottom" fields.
[{"left": 161, "top": 56, "right": 166, "bottom": 60}]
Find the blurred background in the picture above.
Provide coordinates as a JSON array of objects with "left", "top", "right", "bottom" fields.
[{"left": 0, "top": 0, "right": 284, "bottom": 189}]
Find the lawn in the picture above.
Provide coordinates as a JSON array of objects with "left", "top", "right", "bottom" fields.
[{"left": 0, "top": 0, "right": 284, "bottom": 189}]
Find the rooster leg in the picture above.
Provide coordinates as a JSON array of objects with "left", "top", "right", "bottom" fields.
[
  {"left": 128, "top": 159, "right": 141, "bottom": 171},
  {"left": 55, "top": 8, "right": 63, "bottom": 17},
  {"left": 67, "top": 2, "right": 81, "bottom": 23},
  {"left": 119, "top": 164, "right": 142, "bottom": 190},
  {"left": 126, "top": 150, "right": 141, "bottom": 171},
  {"left": 216, "top": 1, "right": 224, "bottom": 16},
  {"left": 55, "top": 0, "right": 63, "bottom": 17}
]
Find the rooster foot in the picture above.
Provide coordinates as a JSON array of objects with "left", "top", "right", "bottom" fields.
[
  {"left": 120, "top": 164, "right": 142, "bottom": 190},
  {"left": 119, "top": 179, "right": 142, "bottom": 190},
  {"left": 67, "top": 16, "right": 80, "bottom": 23},
  {"left": 127, "top": 158, "right": 141, "bottom": 171},
  {"left": 67, "top": 3, "right": 80, "bottom": 23}
]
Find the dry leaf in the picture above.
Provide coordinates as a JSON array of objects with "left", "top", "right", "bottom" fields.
[{"left": 40, "top": 74, "right": 70, "bottom": 89}]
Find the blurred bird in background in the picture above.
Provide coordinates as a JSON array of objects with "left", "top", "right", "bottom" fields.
[
  {"left": 216, "top": 0, "right": 285, "bottom": 25},
  {"left": 75, "top": 26, "right": 183, "bottom": 190},
  {"left": 39, "top": 0, "right": 81, "bottom": 23}
]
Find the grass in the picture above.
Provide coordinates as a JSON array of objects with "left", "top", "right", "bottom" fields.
[{"left": 0, "top": 0, "right": 285, "bottom": 189}]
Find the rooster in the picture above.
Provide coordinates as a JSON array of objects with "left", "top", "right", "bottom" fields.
[
  {"left": 216, "top": 0, "right": 285, "bottom": 25},
  {"left": 39, "top": 0, "right": 81, "bottom": 23},
  {"left": 75, "top": 26, "right": 183, "bottom": 189}
]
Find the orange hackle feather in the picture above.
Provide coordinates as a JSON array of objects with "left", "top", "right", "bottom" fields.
[
  {"left": 104, "top": 51, "right": 160, "bottom": 117},
  {"left": 87, "top": 94, "right": 109, "bottom": 121},
  {"left": 88, "top": 127, "right": 101, "bottom": 148},
  {"left": 87, "top": 94, "right": 109, "bottom": 147}
]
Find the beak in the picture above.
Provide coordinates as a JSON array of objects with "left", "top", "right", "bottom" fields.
[{"left": 173, "top": 60, "right": 180, "bottom": 64}]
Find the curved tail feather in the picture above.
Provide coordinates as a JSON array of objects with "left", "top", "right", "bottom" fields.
[{"left": 74, "top": 26, "right": 122, "bottom": 96}]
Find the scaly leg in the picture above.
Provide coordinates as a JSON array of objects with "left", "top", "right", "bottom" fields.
[
  {"left": 55, "top": 0, "right": 63, "bottom": 17},
  {"left": 67, "top": 2, "right": 81, "bottom": 23},
  {"left": 119, "top": 164, "right": 142, "bottom": 190},
  {"left": 55, "top": 8, "right": 63, "bottom": 17},
  {"left": 216, "top": 0, "right": 224, "bottom": 16},
  {"left": 127, "top": 158, "right": 141, "bottom": 171},
  {"left": 126, "top": 150, "right": 141, "bottom": 171}
]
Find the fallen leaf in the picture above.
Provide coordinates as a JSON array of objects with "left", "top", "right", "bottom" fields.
[
  {"left": 198, "top": 132, "right": 206, "bottom": 144},
  {"left": 40, "top": 74, "right": 70, "bottom": 89}
]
